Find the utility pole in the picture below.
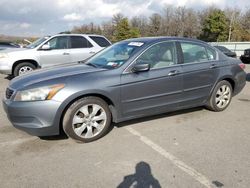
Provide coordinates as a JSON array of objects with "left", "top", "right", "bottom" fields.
[{"left": 228, "top": 11, "right": 235, "bottom": 42}]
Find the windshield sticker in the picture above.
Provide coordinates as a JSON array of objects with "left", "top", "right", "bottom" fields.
[
  {"left": 128, "top": 42, "right": 144, "bottom": 47},
  {"left": 107, "top": 62, "right": 118, "bottom": 67}
]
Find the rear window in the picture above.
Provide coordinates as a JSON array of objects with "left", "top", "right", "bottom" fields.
[
  {"left": 89, "top": 36, "right": 111, "bottom": 47},
  {"left": 70, "top": 36, "right": 93, "bottom": 48}
]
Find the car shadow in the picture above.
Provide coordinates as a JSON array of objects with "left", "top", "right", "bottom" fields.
[
  {"left": 33, "top": 107, "right": 203, "bottom": 141},
  {"left": 39, "top": 123, "right": 115, "bottom": 141},
  {"left": 39, "top": 131, "right": 69, "bottom": 141},
  {"left": 116, "top": 107, "right": 204, "bottom": 128},
  {"left": 246, "top": 73, "right": 250, "bottom": 82},
  {"left": 4, "top": 75, "right": 13, "bottom": 80}
]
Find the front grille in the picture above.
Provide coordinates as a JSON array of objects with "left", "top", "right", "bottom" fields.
[{"left": 6, "top": 88, "right": 14, "bottom": 99}]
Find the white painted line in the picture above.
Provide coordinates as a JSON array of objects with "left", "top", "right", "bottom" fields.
[
  {"left": 126, "top": 127, "right": 213, "bottom": 188},
  {"left": 0, "top": 137, "right": 36, "bottom": 147}
]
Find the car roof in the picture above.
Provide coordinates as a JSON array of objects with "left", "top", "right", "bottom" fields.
[
  {"left": 53, "top": 34, "right": 108, "bottom": 38},
  {"left": 123, "top": 36, "right": 208, "bottom": 45}
]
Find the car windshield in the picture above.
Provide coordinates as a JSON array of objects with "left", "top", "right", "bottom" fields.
[
  {"left": 85, "top": 41, "right": 144, "bottom": 69},
  {"left": 26, "top": 36, "right": 50, "bottom": 49}
]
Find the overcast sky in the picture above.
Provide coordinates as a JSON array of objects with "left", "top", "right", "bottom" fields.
[{"left": 0, "top": 0, "right": 248, "bottom": 37}]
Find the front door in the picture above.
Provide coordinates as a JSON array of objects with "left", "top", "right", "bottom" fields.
[
  {"left": 121, "top": 41, "right": 183, "bottom": 119},
  {"left": 39, "top": 36, "right": 71, "bottom": 68}
]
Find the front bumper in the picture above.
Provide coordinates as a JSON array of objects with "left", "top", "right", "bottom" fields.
[
  {"left": 0, "top": 59, "right": 12, "bottom": 75},
  {"left": 2, "top": 99, "right": 62, "bottom": 136}
]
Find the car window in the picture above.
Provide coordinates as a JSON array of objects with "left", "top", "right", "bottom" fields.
[
  {"left": 89, "top": 36, "right": 111, "bottom": 47},
  {"left": 207, "top": 47, "right": 217, "bottom": 60},
  {"left": 180, "top": 42, "right": 209, "bottom": 63},
  {"left": 45, "top": 36, "right": 69, "bottom": 49},
  {"left": 26, "top": 36, "right": 50, "bottom": 49},
  {"left": 136, "top": 42, "right": 177, "bottom": 69},
  {"left": 70, "top": 36, "right": 93, "bottom": 48},
  {"left": 86, "top": 41, "right": 144, "bottom": 69}
]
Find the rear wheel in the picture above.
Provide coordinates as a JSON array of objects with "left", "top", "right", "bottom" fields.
[
  {"left": 206, "top": 80, "right": 232, "bottom": 111},
  {"left": 13, "top": 62, "right": 36, "bottom": 77},
  {"left": 63, "top": 97, "right": 112, "bottom": 142}
]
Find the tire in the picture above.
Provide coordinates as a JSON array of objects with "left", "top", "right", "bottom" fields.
[
  {"left": 206, "top": 80, "right": 233, "bottom": 112},
  {"left": 13, "top": 62, "right": 36, "bottom": 77},
  {"left": 63, "top": 97, "right": 112, "bottom": 143}
]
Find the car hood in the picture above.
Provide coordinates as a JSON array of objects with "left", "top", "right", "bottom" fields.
[
  {"left": 1, "top": 48, "right": 29, "bottom": 53},
  {"left": 9, "top": 63, "right": 105, "bottom": 90}
]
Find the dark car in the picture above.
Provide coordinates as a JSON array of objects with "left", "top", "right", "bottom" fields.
[
  {"left": 214, "top": 46, "right": 237, "bottom": 58},
  {"left": 3, "top": 37, "right": 246, "bottom": 142},
  {"left": 0, "top": 41, "right": 20, "bottom": 50},
  {"left": 240, "top": 48, "right": 250, "bottom": 64}
]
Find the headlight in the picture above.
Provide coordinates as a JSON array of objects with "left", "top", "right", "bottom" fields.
[
  {"left": 14, "top": 84, "right": 65, "bottom": 101},
  {"left": 0, "top": 53, "right": 8, "bottom": 58}
]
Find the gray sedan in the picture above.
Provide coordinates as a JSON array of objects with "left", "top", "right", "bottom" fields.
[{"left": 2, "top": 37, "right": 246, "bottom": 142}]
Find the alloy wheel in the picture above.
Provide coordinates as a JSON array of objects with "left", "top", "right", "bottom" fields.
[
  {"left": 215, "top": 85, "right": 231, "bottom": 109},
  {"left": 72, "top": 104, "right": 107, "bottom": 138},
  {"left": 19, "top": 66, "right": 34, "bottom": 75}
]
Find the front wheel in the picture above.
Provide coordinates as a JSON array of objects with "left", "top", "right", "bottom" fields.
[
  {"left": 206, "top": 80, "right": 233, "bottom": 112},
  {"left": 63, "top": 97, "right": 112, "bottom": 142},
  {"left": 13, "top": 62, "right": 36, "bottom": 77}
]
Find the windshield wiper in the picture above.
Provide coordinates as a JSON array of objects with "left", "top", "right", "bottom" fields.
[{"left": 86, "top": 62, "right": 98, "bottom": 68}]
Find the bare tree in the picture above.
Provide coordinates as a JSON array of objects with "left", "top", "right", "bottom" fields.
[
  {"left": 130, "top": 16, "right": 149, "bottom": 36},
  {"left": 148, "top": 13, "right": 162, "bottom": 36}
]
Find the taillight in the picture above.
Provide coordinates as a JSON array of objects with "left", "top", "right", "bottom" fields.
[{"left": 239, "top": 63, "right": 246, "bottom": 70}]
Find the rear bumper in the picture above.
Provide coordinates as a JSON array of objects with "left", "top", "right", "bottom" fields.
[
  {"left": 233, "top": 71, "right": 247, "bottom": 96},
  {"left": 2, "top": 99, "right": 62, "bottom": 136}
]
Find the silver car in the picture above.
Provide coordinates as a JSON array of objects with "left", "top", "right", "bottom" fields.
[{"left": 0, "top": 34, "right": 111, "bottom": 77}]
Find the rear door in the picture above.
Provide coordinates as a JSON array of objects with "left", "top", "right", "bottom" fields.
[
  {"left": 120, "top": 41, "right": 183, "bottom": 118},
  {"left": 38, "top": 36, "right": 71, "bottom": 67},
  {"left": 178, "top": 41, "right": 219, "bottom": 107},
  {"left": 69, "top": 36, "right": 100, "bottom": 62}
]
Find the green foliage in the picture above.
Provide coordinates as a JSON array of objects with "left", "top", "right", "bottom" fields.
[
  {"left": 114, "top": 18, "right": 140, "bottom": 41},
  {"left": 200, "top": 9, "right": 229, "bottom": 42}
]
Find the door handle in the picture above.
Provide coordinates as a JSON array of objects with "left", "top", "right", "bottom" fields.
[
  {"left": 168, "top": 70, "right": 180, "bottom": 76},
  {"left": 210, "top": 64, "right": 217, "bottom": 69},
  {"left": 89, "top": 51, "right": 96, "bottom": 54},
  {"left": 63, "top": 52, "right": 70, "bottom": 55}
]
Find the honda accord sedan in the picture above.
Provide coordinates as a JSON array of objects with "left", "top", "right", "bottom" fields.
[{"left": 3, "top": 37, "right": 246, "bottom": 142}]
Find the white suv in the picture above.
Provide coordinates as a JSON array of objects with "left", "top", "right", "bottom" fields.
[{"left": 0, "top": 34, "right": 111, "bottom": 77}]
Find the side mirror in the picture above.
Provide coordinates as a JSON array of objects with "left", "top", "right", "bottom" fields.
[
  {"left": 132, "top": 63, "right": 150, "bottom": 73},
  {"left": 41, "top": 44, "right": 51, "bottom": 50}
]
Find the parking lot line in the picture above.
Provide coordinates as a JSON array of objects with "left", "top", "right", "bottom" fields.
[{"left": 126, "top": 127, "right": 213, "bottom": 188}]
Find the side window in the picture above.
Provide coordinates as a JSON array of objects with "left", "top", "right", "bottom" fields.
[
  {"left": 45, "top": 36, "right": 69, "bottom": 49},
  {"left": 136, "top": 42, "right": 177, "bottom": 69},
  {"left": 89, "top": 36, "right": 111, "bottom": 47},
  {"left": 207, "top": 47, "right": 217, "bottom": 60},
  {"left": 180, "top": 42, "right": 209, "bottom": 63},
  {"left": 70, "top": 36, "right": 93, "bottom": 48}
]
